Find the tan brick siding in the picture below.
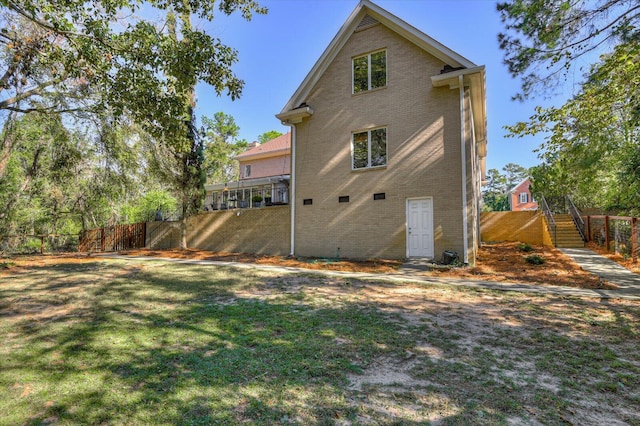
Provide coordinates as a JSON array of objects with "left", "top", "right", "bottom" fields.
[
  {"left": 293, "top": 23, "right": 476, "bottom": 260},
  {"left": 147, "top": 206, "right": 291, "bottom": 255},
  {"left": 146, "top": 221, "right": 181, "bottom": 249},
  {"left": 480, "top": 211, "right": 550, "bottom": 246}
]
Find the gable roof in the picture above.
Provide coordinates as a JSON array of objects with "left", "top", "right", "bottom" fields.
[
  {"left": 235, "top": 132, "right": 291, "bottom": 161},
  {"left": 278, "top": 0, "right": 477, "bottom": 115},
  {"left": 510, "top": 177, "right": 532, "bottom": 193}
]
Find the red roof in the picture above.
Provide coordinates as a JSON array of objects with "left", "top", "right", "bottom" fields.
[{"left": 236, "top": 132, "right": 291, "bottom": 159}]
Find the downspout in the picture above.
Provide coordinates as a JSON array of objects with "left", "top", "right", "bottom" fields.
[
  {"left": 289, "top": 125, "right": 296, "bottom": 256},
  {"left": 459, "top": 74, "right": 469, "bottom": 265}
]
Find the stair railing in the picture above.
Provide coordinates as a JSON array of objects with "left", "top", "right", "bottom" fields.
[
  {"left": 540, "top": 195, "right": 557, "bottom": 247},
  {"left": 566, "top": 195, "right": 586, "bottom": 242}
]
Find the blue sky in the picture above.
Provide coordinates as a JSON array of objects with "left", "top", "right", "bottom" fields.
[{"left": 193, "top": 0, "right": 569, "bottom": 172}]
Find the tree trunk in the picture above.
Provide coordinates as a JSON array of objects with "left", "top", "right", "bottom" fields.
[
  {"left": 0, "top": 141, "right": 45, "bottom": 221},
  {"left": 0, "top": 113, "right": 18, "bottom": 180},
  {"left": 180, "top": 202, "right": 188, "bottom": 249}
]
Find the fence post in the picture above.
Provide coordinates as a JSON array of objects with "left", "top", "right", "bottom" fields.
[
  {"left": 586, "top": 216, "right": 591, "bottom": 242},
  {"left": 632, "top": 217, "right": 638, "bottom": 264},
  {"left": 604, "top": 216, "right": 610, "bottom": 252},
  {"left": 41, "top": 235, "right": 45, "bottom": 254}
]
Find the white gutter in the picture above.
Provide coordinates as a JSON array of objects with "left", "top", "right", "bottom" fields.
[
  {"left": 289, "top": 125, "right": 296, "bottom": 256},
  {"left": 276, "top": 106, "right": 313, "bottom": 257},
  {"left": 459, "top": 74, "right": 469, "bottom": 265}
]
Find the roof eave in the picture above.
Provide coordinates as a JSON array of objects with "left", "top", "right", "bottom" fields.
[
  {"left": 275, "top": 106, "right": 314, "bottom": 125},
  {"left": 235, "top": 147, "right": 291, "bottom": 162}
]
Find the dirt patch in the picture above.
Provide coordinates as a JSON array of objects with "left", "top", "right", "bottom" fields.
[
  {"left": 442, "top": 242, "right": 616, "bottom": 289},
  {"left": 1, "top": 242, "right": 617, "bottom": 289},
  {"left": 117, "top": 242, "right": 612, "bottom": 289},
  {"left": 119, "top": 248, "right": 402, "bottom": 273}
]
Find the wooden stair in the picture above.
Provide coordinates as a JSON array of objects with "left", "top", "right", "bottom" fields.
[{"left": 550, "top": 214, "right": 585, "bottom": 248}]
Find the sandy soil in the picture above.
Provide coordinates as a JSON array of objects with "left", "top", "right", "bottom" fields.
[
  {"left": 232, "top": 273, "right": 638, "bottom": 425},
  {"left": 2, "top": 242, "right": 616, "bottom": 289}
]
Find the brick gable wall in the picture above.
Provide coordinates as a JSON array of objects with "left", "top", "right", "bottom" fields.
[{"left": 293, "top": 23, "right": 478, "bottom": 261}]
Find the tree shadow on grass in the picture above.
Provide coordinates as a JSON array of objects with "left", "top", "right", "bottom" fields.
[
  {"left": 3, "top": 260, "right": 640, "bottom": 425},
  {"left": 2, "top": 261, "right": 415, "bottom": 424}
]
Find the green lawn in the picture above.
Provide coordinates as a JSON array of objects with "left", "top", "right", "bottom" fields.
[{"left": 1, "top": 258, "right": 639, "bottom": 425}]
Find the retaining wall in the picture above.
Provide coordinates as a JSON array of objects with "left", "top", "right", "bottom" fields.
[
  {"left": 147, "top": 206, "right": 291, "bottom": 255},
  {"left": 481, "top": 211, "right": 549, "bottom": 246}
]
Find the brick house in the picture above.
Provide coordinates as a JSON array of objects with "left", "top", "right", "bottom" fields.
[
  {"left": 509, "top": 177, "right": 538, "bottom": 211},
  {"left": 276, "top": 0, "right": 487, "bottom": 264},
  {"left": 204, "top": 132, "right": 291, "bottom": 210}
]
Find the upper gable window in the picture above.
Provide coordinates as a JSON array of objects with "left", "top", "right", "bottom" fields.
[
  {"left": 244, "top": 165, "right": 251, "bottom": 178},
  {"left": 353, "top": 50, "right": 386, "bottom": 94},
  {"left": 352, "top": 127, "right": 387, "bottom": 170}
]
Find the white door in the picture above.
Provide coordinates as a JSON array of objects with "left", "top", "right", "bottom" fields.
[{"left": 407, "top": 198, "right": 434, "bottom": 258}]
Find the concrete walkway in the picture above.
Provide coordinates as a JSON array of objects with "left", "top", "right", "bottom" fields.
[
  {"left": 559, "top": 248, "right": 640, "bottom": 297},
  {"left": 102, "top": 252, "right": 640, "bottom": 301}
]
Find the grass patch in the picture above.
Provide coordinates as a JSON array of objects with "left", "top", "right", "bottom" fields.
[
  {"left": 1, "top": 258, "right": 639, "bottom": 424},
  {"left": 518, "top": 243, "right": 534, "bottom": 252},
  {"left": 0, "top": 261, "right": 15, "bottom": 269}
]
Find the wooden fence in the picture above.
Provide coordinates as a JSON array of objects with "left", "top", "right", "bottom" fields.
[
  {"left": 79, "top": 222, "right": 146, "bottom": 252},
  {"left": 585, "top": 215, "right": 638, "bottom": 263}
]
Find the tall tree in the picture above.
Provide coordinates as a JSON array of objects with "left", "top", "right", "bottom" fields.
[
  {"left": 503, "top": 162, "right": 529, "bottom": 191},
  {"left": 497, "top": 0, "right": 640, "bottom": 99},
  {"left": 257, "top": 130, "right": 283, "bottom": 143},
  {"left": 483, "top": 168, "right": 510, "bottom": 212},
  {"left": 499, "top": 1, "right": 640, "bottom": 213},
  {"left": 0, "top": 0, "right": 265, "bottom": 172},
  {"left": 202, "top": 112, "right": 247, "bottom": 184},
  {"left": 507, "top": 40, "right": 640, "bottom": 213},
  {"left": 0, "top": 113, "right": 148, "bottom": 240}
]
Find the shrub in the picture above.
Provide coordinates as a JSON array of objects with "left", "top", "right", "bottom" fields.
[
  {"left": 518, "top": 243, "right": 534, "bottom": 252},
  {"left": 525, "top": 254, "right": 546, "bottom": 265}
]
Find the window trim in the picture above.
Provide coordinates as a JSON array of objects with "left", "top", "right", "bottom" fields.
[
  {"left": 351, "top": 126, "right": 388, "bottom": 171},
  {"left": 519, "top": 192, "right": 529, "bottom": 203},
  {"left": 352, "top": 49, "right": 387, "bottom": 94},
  {"left": 244, "top": 164, "right": 251, "bottom": 178}
]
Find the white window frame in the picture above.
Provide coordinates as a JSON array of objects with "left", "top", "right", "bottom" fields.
[
  {"left": 519, "top": 192, "right": 528, "bottom": 203},
  {"left": 351, "top": 127, "right": 388, "bottom": 170},
  {"left": 352, "top": 49, "right": 387, "bottom": 94}
]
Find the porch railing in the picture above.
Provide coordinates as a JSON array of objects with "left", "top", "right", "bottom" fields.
[
  {"left": 566, "top": 195, "right": 586, "bottom": 242},
  {"left": 540, "top": 195, "right": 556, "bottom": 247}
]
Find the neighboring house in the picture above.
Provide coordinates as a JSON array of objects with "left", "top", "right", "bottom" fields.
[
  {"left": 276, "top": 0, "right": 487, "bottom": 264},
  {"left": 203, "top": 132, "right": 291, "bottom": 210},
  {"left": 509, "top": 178, "right": 538, "bottom": 211}
]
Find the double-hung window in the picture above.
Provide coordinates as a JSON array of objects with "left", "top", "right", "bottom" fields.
[
  {"left": 244, "top": 165, "right": 251, "bottom": 178},
  {"left": 519, "top": 192, "right": 529, "bottom": 203},
  {"left": 352, "top": 127, "right": 387, "bottom": 170},
  {"left": 353, "top": 50, "right": 386, "bottom": 93}
]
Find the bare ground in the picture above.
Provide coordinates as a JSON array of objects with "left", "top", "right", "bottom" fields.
[
  {"left": 2, "top": 248, "right": 639, "bottom": 424},
  {"left": 231, "top": 273, "right": 640, "bottom": 424},
  {"left": 1, "top": 242, "right": 618, "bottom": 289}
]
